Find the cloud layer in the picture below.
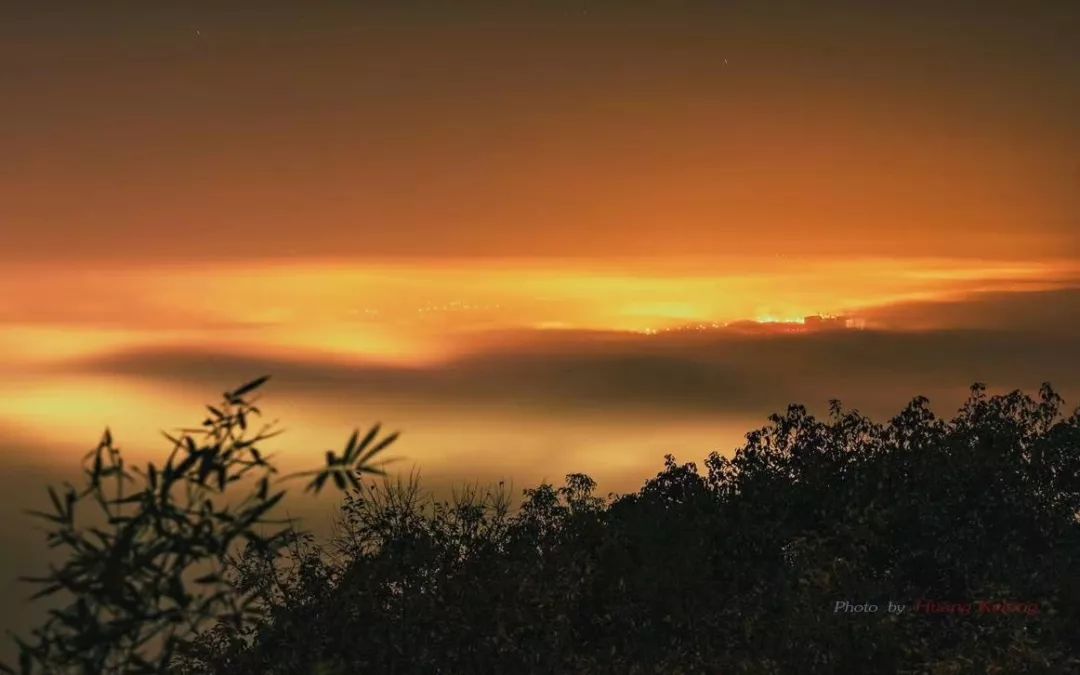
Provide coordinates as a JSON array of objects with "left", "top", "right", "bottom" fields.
[{"left": 71, "top": 291, "right": 1080, "bottom": 422}]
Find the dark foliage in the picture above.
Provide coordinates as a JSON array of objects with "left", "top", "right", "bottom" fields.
[
  {"left": 3, "top": 377, "right": 396, "bottom": 674},
  {"left": 179, "top": 383, "right": 1080, "bottom": 674},
  {"left": 10, "top": 382, "right": 1080, "bottom": 673}
]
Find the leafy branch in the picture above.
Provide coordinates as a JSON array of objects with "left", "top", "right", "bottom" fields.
[{"left": 2, "top": 377, "right": 398, "bottom": 675}]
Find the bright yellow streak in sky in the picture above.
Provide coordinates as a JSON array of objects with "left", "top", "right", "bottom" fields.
[
  {"left": 0, "top": 256, "right": 1076, "bottom": 368},
  {"left": 0, "top": 254, "right": 1076, "bottom": 477}
]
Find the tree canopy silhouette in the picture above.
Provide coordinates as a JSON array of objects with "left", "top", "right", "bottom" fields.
[{"left": 6, "top": 382, "right": 1080, "bottom": 673}]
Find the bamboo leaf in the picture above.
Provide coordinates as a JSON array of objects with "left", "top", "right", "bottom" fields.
[{"left": 230, "top": 376, "right": 271, "bottom": 399}]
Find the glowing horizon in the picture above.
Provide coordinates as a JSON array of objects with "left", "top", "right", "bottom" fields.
[{"left": 2, "top": 255, "right": 1075, "bottom": 370}]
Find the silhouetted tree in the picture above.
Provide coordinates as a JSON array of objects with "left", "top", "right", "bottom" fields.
[
  {"left": 2, "top": 377, "right": 396, "bottom": 674},
  {"left": 9, "top": 382, "right": 1080, "bottom": 673}
]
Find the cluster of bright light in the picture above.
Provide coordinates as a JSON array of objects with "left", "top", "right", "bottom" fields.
[
  {"left": 636, "top": 314, "right": 865, "bottom": 336},
  {"left": 638, "top": 322, "right": 724, "bottom": 335},
  {"left": 416, "top": 300, "right": 503, "bottom": 314},
  {"left": 754, "top": 315, "right": 807, "bottom": 325}
]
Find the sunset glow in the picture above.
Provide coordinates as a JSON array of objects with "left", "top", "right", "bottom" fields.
[
  {"left": 2, "top": 254, "right": 1077, "bottom": 481},
  {"left": 2, "top": 3, "right": 1079, "bottom": 655},
  {"left": 2, "top": 256, "right": 1075, "bottom": 369}
]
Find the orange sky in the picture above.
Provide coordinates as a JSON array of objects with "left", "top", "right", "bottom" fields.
[
  {"left": 2, "top": 4, "right": 1080, "bottom": 649},
  {"left": 0, "top": 253, "right": 1077, "bottom": 489},
  {"left": 1, "top": 0, "right": 1078, "bottom": 475},
  {"left": 2, "top": 2, "right": 1077, "bottom": 261},
  {"left": 0, "top": 0, "right": 1078, "bottom": 468},
  {"left": 0, "top": 256, "right": 1077, "bottom": 369}
]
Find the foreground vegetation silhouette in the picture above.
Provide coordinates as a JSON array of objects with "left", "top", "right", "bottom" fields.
[{"left": 7, "top": 381, "right": 1080, "bottom": 673}]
